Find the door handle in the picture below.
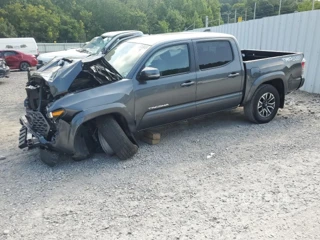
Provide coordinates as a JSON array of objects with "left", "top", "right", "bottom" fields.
[
  {"left": 181, "top": 81, "right": 195, "bottom": 87},
  {"left": 228, "top": 72, "right": 240, "bottom": 78}
]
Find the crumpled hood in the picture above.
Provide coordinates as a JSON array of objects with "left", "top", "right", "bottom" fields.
[
  {"left": 31, "top": 55, "right": 122, "bottom": 98},
  {"left": 37, "top": 49, "right": 89, "bottom": 63}
]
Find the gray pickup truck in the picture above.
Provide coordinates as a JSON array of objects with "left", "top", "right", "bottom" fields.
[{"left": 18, "top": 32, "right": 305, "bottom": 166}]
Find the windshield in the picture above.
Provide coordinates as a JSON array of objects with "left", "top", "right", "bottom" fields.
[
  {"left": 105, "top": 42, "right": 150, "bottom": 77},
  {"left": 81, "top": 36, "right": 112, "bottom": 54}
]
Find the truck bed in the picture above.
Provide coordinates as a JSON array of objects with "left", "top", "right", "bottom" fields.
[
  {"left": 241, "top": 50, "right": 304, "bottom": 105},
  {"left": 241, "top": 50, "right": 297, "bottom": 61}
]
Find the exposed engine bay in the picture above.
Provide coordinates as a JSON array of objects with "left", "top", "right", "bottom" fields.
[
  {"left": 27, "top": 55, "right": 122, "bottom": 108},
  {"left": 20, "top": 56, "right": 123, "bottom": 156}
]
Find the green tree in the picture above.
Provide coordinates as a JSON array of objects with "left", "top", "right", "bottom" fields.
[
  {"left": 298, "top": 0, "right": 320, "bottom": 11},
  {"left": 0, "top": 17, "right": 17, "bottom": 37},
  {"left": 0, "top": 3, "right": 60, "bottom": 41},
  {"left": 166, "top": 9, "right": 186, "bottom": 32}
]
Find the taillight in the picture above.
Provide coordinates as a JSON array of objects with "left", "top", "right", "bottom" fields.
[{"left": 301, "top": 58, "right": 306, "bottom": 76}]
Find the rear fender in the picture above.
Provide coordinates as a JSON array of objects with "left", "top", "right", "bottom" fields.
[{"left": 243, "top": 71, "right": 287, "bottom": 104}]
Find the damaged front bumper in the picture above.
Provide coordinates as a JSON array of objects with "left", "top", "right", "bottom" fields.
[
  {"left": 19, "top": 110, "right": 92, "bottom": 160},
  {"left": 19, "top": 114, "right": 75, "bottom": 155},
  {"left": 19, "top": 116, "right": 46, "bottom": 149}
]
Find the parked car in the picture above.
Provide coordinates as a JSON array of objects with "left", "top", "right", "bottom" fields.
[
  {"left": 0, "top": 38, "right": 38, "bottom": 56},
  {"left": 36, "top": 30, "right": 143, "bottom": 68},
  {"left": 0, "top": 50, "right": 38, "bottom": 71},
  {"left": 0, "top": 58, "right": 10, "bottom": 78},
  {"left": 19, "top": 32, "right": 305, "bottom": 166}
]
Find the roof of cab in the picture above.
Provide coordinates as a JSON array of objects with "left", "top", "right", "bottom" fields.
[
  {"left": 127, "top": 32, "right": 234, "bottom": 46},
  {"left": 101, "top": 30, "right": 143, "bottom": 37}
]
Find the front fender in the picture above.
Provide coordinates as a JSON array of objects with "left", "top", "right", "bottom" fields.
[
  {"left": 67, "top": 103, "right": 136, "bottom": 152},
  {"left": 244, "top": 71, "right": 286, "bottom": 104}
]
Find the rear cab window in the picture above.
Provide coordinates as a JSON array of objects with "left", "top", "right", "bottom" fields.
[{"left": 196, "top": 40, "right": 233, "bottom": 70}]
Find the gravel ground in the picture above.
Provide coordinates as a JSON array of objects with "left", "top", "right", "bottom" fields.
[{"left": 0, "top": 72, "right": 320, "bottom": 240}]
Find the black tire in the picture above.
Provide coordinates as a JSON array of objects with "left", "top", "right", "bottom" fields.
[
  {"left": 97, "top": 116, "right": 138, "bottom": 160},
  {"left": 244, "top": 84, "right": 280, "bottom": 124},
  {"left": 40, "top": 148, "right": 60, "bottom": 167},
  {"left": 20, "top": 62, "right": 30, "bottom": 71},
  {"left": 72, "top": 126, "right": 94, "bottom": 162}
]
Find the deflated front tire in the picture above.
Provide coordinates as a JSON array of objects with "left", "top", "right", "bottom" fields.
[{"left": 97, "top": 116, "right": 138, "bottom": 160}]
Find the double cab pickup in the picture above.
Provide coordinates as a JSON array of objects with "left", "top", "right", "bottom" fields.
[{"left": 19, "top": 32, "right": 305, "bottom": 165}]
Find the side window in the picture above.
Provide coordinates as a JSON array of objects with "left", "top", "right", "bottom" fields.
[
  {"left": 196, "top": 41, "right": 233, "bottom": 70},
  {"left": 145, "top": 44, "right": 190, "bottom": 77},
  {"left": 4, "top": 51, "right": 17, "bottom": 57}
]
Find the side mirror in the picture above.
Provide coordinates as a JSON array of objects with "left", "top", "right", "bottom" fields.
[{"left": 139, "top": 67, "right": 160, "bottom": 81}]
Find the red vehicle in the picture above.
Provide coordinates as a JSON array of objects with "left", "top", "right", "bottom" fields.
[{"left": 0, "top": 50, "right": 38, "bottom": 71}]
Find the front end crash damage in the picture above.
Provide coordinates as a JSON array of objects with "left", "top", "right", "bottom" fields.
[{"left": 19, "top": 56, "right": 122, "bottom": 159}]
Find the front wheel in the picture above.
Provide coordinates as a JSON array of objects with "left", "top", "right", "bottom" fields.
[
  {"left": 20, "top": 62, "right": 30, "bottom": 71},
  {"left": 97, "top": 116, "right": 138, "bottom": 160},
  {"left": 244, "top": 84, "right": 280, "bottom": 124}
]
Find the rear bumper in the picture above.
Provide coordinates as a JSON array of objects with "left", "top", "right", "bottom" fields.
[
  {"left": 299, "top": 77, "right": 305, "bottom": 89},
  {"left": 0, "top": 66, "right": 10, "bottom": 78}
]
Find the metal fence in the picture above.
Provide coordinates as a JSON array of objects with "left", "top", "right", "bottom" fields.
[
  {"left": 191, "top": 10, "right": 320, "bottom": 94},
  {"left": 38, "top": 43, "right": 84, "bottom": 53}
]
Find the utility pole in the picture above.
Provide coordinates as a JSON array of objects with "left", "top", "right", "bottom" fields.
[
  {"left": 234, "top": 9, "right": 237, "bottom": 23},
  {"left": 279, "top": 0, "right": 282, "bottom": 15},
  {"left": 205, "top": 16, "right": 208, "bottom": 28},
  {"left": 227, "top": 12, "right": 230, "bottom": 23},
  {"left": 312, "top": 0, "right": 315, "bottom": 10},
  {"left": 219, "top": 13, "right": 221, "bottom": 25},
  {"left": 245, "top": 9, "right": 247, "bottom": 21},
  {"left": 254, "top": 2, "right": 257, "bottom": 19}
]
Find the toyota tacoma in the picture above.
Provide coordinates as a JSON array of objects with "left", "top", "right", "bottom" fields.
[{"left": 18, "top": 32, "right": 306, "bottom": 166}]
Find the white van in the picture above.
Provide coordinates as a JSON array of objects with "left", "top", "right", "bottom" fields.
[{"left": 0, "top": 38, "right": 38, "bottom": 56}]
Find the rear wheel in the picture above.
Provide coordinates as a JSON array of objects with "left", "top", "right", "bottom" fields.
[
  {"left": 97, "top": 116, "right": 138, "bottom": 160},
  {"left": 20, "top": 62, "right": 30, "bottom": 71},
  {"left": 244, "top": 84, "right": 280, "bottom": 124}
]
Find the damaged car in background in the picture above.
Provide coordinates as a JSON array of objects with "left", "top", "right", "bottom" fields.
[
  {"left": 19, "top": 32, "right": 306, "bottom": 166},
  {"left": 36, "top": 30, "right": 143, "bottom": 69},
  {"left": 0, "top": 58, "right": 10, "bottom": 78}
]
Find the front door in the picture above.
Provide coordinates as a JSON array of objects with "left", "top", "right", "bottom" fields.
[
  {"left": 194, "top": 39, "right": 244, "bottom": 115},
  {"left": 134, "top": 43, "right": 197, "bottom": 130}
]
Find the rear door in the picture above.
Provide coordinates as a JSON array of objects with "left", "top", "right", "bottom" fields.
[
  {"left": 3, "top": 51, "right": 21, "bottom": 69},
  {"left": 194, "top": 39, "right": 244, "bottom": 115},
  {"left": 134, "top": 42, "right": 197, "bottom": 130}
]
